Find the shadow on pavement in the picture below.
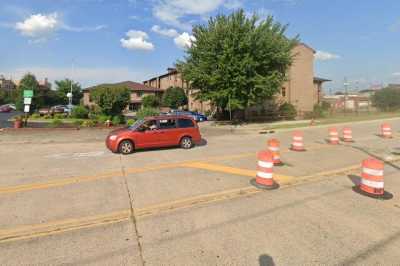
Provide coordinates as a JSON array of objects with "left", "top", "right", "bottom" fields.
[
  {"left": 348, "top": 174, "right": 361, "bottom": 186},
  {"left": 259, "top": 254, "right": 275, "bottom": 266}
]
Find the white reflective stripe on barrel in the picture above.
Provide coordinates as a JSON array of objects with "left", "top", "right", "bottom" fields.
[
  {"left": 330, "top": 137, "right": 339, "bottom": 140},
  {"left": 330, "top": 132, "right": 338, "bottom": 136},
  {"left": 292, "top": 142, "right": 303, "bottom": 147},
  {"left": 258, "top": 161, "right": 273, "bottom": 168},
  {"left": 362, "top": 167, "right": 383, "bottom": 176},
  {"left": 361, "top": 178, "right": 384, "bottom": 189},
  {"left": 273, "top": 155, "right": 280, "bottom": 159},
  {"left": 293, "top": 136, "right": 303, "bottom": 141},
  {"left": 268, "top": 147, "right": 279, "bottom": 151},
  {"left": 257, "top": 171, "right": 273, "bottom": 179}
]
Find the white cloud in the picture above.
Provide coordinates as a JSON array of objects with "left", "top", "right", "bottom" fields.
[
  {"left": 392, "top": 72, "right": 400, "bottom": 77},
  {"left": 315, "top": 50, "right": 341, "bottom": 61},
  {"left": 14, "top": 12, "right": 106, "bottom": 41},
  {"left": 174, "top": 32, "right": 196, "bottom": 49},
  {"left": 15, "top": 13, "right": 59, "bottom": 37},
  {"left": 151, "top": 25, "right": 179, "bottom": 38},
  {"left": 152, "top": 0, "right": 224, "bottom": 30},
  {"left": 224, "top": 0, "right": 243, "bottom": 9},
  {"left": 120, "top": 30, "right": 154, "bottom": 51}
]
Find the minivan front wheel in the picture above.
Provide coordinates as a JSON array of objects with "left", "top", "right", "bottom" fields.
[
  {"left": 119, "top": 140, "right": 134, "bottom": 155},
  {"left": 180, "top": 137, "right": 193, "bottom": 149}
]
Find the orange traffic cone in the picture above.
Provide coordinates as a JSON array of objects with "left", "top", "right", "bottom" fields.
[
  {"left": 342, "top": 127, "right": 354, "bottom": 142},
  {"left": 250, "top": 151, "right": 279, "bottom": 190},
  {"left": 381, "top": 123, "right": 393, "bottom": 138},
  {"left": 328, "top": 127, "right": 339, "bottom": 144},
  {"left": 290, "top": 131, "right": 305, "bottom": 151},
  {"left": 353, "top": 158, "right": 393, "bottom": 199},
  {"left": 267, "top": 139, "right": 283, "bottom": 166}
]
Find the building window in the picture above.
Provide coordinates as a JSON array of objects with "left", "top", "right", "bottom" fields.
[
  {"left": 137, "top": 92, "right": 143, "bottom": 97},
  {"left": 281, "top": 87, "right": 286, "bottom": 97}
]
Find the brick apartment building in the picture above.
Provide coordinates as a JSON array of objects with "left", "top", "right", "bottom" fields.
[
  {"left": 144, "top": 43, "right": 330, "bottom": 115},
  {"left": 0, "top": 75, "right": 16, "bottom": 91},
  {"left": 83, "top": 81, "right": 163, "bottom": 110}
]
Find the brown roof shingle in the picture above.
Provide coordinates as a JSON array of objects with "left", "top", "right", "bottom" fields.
[{"left": 84, "top": 81, "right": 161, "bottom": 92}]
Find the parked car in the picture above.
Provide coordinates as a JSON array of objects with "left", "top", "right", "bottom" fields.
[
  {"left": 106, "top": 115, "right": 202, "bottom": 154},
  {"left": 50, "top": 105, "right": 68, "bottom": 114},
  {"left": 38, "top": 107, "right": 51, "bottom": 116},
  {"left": 168, "top": 110, "right": 207, "bottom": 122},
  {"left": 0, "top": 105, "right": 12, "bottom": 113}
]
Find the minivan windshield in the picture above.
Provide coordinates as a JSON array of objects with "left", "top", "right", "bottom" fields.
[{"left": 128, "top": 119, "right": 144, "bottom": 130}]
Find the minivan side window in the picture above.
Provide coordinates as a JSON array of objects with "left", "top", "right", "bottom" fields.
[
  {"left": 159, "top": 119, "right": 176, "bottom": 129},
  {"left": 178, "top": 119, "right": 194, "bottom": 128}
]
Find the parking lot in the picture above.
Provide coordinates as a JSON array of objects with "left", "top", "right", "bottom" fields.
[{"left": 1, "top": 119, "right": 400, "bottom": 265}]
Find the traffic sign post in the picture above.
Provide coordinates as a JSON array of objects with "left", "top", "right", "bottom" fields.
[
  {"left": 23, "top": 90, "right": 34, "bottom": 98},
  {"left": 23, "top": 90, "right": 33, "bottom": 127}
]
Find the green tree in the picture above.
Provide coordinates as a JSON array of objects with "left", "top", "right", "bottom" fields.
[
  {"left": 91, "top": 86, "right": 131, "bottom": 116},
  {"left": 177, "top": 9, "right": 298, "bottom": 114},
  {"left": 142, "top": 94, "right": 160, "bottom": 108},
  {"left": 16, "top": 73, "right": 39, "bottom": 111},
  {"left": 55, "top": 79, "right": 83, "bottom": 105},
  {"left": 161, "top": 87, "right": 188, "bottom": 109},
  {"left": 372, "top": 87, "right": 400, "bottom": 111}
]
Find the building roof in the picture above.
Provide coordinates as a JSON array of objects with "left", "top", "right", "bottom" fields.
[
  {"left": 84, "top": 81, "right": 162, "bottom": 92},
  {"left": 313, "top": 77, "right": 331, "bottom": 83}
]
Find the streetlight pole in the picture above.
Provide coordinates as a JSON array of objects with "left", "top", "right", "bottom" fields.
[
  {"left": 343, "top": 77, "right": 349, "bottom": 114},
  {"left": 67, "top": 60, "right": 74, "bottom": 115}
]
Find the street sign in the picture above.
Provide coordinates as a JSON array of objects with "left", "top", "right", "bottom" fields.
[
  {"left": 24, "top": 105, "right": 30, "bottom": 113},
  {"left": 23, "top": 90, "right": 34, "bottom": 98},
  {"left": 24, "top": 98, "right": 32, "bottom": 105}
]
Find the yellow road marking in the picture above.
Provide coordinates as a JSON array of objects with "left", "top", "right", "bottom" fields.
[
  {"left": 4, "top": 157, "right": 398, "bottom": 244},
  {"left": 182, "top": 162, "right": 295, "bottom": 184},
  {"left": 0, "top": 210, "right": 131, "bottom": 243},
  {"left": 0, "top": 153, "right": 254, "bottom": 195}
]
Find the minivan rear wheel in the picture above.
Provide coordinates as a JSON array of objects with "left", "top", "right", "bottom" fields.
[
  {"left": 180, "top": 137, "right": 193, "bottom": 149},
  {"left": 119, "top": 140, "right": 134, "bottom": 155}
]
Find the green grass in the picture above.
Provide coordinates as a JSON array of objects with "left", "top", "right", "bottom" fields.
[{"left": 263, "top": 111, "right": 400, "bottom": 130}]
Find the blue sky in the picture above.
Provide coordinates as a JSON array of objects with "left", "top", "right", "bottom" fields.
[{"left": 0, "top": 0, "right": 400, "bottom": 92}]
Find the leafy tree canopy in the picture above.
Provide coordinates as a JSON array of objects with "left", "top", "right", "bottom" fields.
[
  {"left": 372, "top": 87, "right": 400, "bottom": 111},
  {"left": 55, "top": 79, "right": 83, "bottom": 105},
  {"left": 161, "top": 87, "right": 188, "bottom": 109},
  {"left": 142, "top": 94, "right": 160, "bottom": 108},
  {"left": 91, "top": 86, "right": 131, "bottom": 116},
  {"left": 177, "top": 9, "right": 298, "bottom": 111},
  {"left": 16, "top": 73, "right": 40, "bottom": 111}
]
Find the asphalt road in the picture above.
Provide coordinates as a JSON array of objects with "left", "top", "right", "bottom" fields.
[{"left": 0, "top": 118, "right": 399, "bottom": 265}]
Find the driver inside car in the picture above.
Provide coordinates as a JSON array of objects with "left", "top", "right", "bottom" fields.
[{"left": 142, "top": 120, "right": 157, "bottom": 131}]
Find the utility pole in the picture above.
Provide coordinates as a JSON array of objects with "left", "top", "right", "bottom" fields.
[
  {"left": 67, "top": 60, "right": 74, "bottom": 115},
  {"left": 343, "top": 77, "right": 349, "bottom": 113}
]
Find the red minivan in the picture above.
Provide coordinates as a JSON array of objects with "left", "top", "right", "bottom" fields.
[{"left": 106, "top": 115, "right": 202, "bottom": 154}]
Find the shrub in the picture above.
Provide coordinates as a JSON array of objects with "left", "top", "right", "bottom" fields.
[
  {"left": 278, "top": 103, "right": 297, "bottom": 120},
  {"left": 127, "top": 119, "right": 136, "bottom": 126},
  {"left": 54, "top": 113, "right": 65, "bottom": 119},
  {"left": 71, "top": 105, "right": 89, "bottom": 119},
  {"left": 98, "top": 115, "right": 111, "bottom": 124},
  {"left": 49, "top": 119, "right": 63, "bottom": 127},
  {"left": 312, "top": 104, "right": 325, "bottom": 118},
  {"left": 136, "top": 107, "right": 159, "bottom": 120},
  {"left": 73, "top": 119, "right": 83, "bottom": 127},
  {"left": 112, "top": 115, "right": 125, "bottom": 125},
  {"left": 30, "top": 113, "right": 40, "bottom": 119},
  {"left": 44, "top": 114, "right": 51, "bottom": 119},
  {"left": 82, "top": 119, "right": 97, "bottom": 127},
  {"left": 321, "top": 101, "right": 331, "bottom": 111},
  {"left": 142, "top": 95, "right": 160, "bottom": 108},
  {"left": 372, "top": 87, "right": 400, "bottom": 111}
]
